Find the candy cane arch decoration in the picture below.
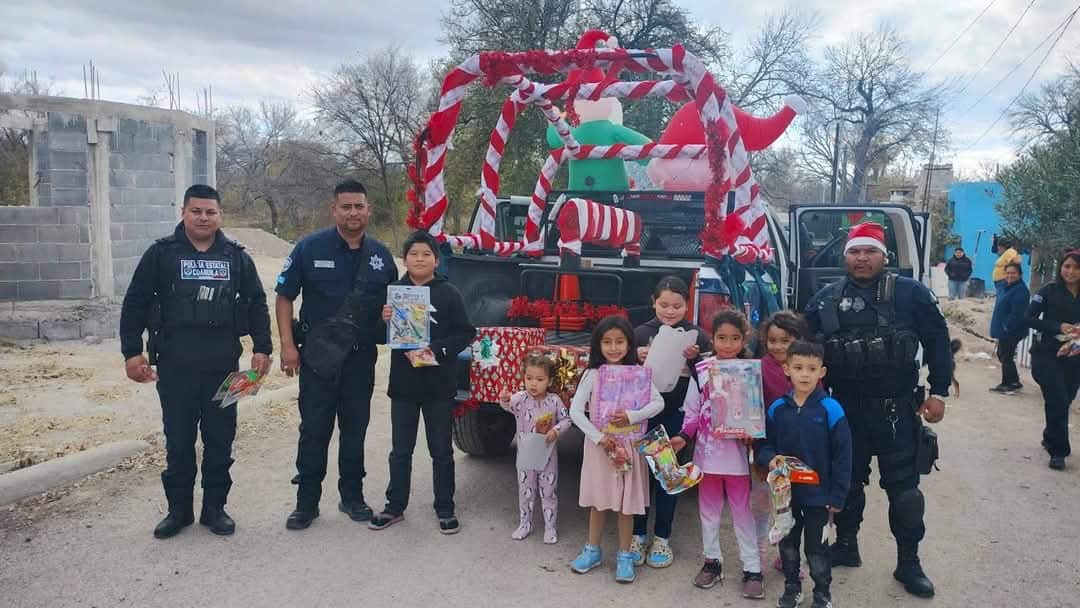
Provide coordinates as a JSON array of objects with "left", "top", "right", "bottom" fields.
[{"left": 408, "top": 45, "right": 774, "bottom": 263}]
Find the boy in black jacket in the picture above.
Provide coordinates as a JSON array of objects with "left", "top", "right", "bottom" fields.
[
  {"left": 369, "top": 231, "right": 476, "bottom": 534},
  {"left": 756, "top": 340, "right": 852, "bottom": 608}
]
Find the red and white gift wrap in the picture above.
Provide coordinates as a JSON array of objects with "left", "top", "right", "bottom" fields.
[
  {"left": 468, "top": 327, "right": 546, "bottom": 403},
  {"left": 407, "top": 44, "right": 776, "bottom": 263}
]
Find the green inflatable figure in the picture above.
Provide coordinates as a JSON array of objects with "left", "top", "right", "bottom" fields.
[{"left": 546, "top": 30, "right": 651, "bottom": 192}]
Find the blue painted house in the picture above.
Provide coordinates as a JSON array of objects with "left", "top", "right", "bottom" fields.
[{"left": 945, "top": 181, "right": 1028, "bottom": 288}]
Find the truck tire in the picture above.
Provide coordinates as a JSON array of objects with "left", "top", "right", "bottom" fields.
[{"left": 452, "top": 404, "right": 516, "bottom": 457}]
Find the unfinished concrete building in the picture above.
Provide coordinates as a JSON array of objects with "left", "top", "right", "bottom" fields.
[{"left": 0, "top": 95, "right": 214, "bottom": 339}]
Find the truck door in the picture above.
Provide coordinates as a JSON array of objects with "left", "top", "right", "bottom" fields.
[
  {"left": 913, "top": 211, "right": 932, "bottom": 286},
  {"left": 789, "top": 205, "right": 924, "bottom": 311}
]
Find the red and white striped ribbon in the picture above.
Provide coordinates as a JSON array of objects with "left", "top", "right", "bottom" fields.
[{"left": 556, "top": 198, "right": 642, "bottom": 257}]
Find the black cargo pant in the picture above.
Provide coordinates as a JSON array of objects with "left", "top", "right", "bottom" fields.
[
  {"left": 156, "top": 363, "right": 237, "bottom": 511},
  {"left": 780, "top": 505, "right": 831, "bottom": 599},
  {"left": 1032, "top": 352, "right": 1080, "bottom": 458},
  {"left": 295, "top": 347, "right": 376, "bottom": 510},
  {"left": 833, "top": 392, "right": 925, "bottom": 548},
  {"left": 385, "top": 398, "right": 456, "bottom": 518}
]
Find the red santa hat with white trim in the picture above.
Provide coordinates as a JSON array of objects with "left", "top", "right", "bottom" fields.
[{"left": 845, "top": 222, "right": 888, "bottom": 255}]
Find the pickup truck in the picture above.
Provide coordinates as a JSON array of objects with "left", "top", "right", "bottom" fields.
[{"left": 446, "top": 191, "right": 932, "bottom": 456}]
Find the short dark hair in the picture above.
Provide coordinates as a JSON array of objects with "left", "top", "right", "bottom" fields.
[
  {"left": 334, "top": 179, "right": 367, "bottom": 198},
  {"left": 402, "top": 230, "right": 440, "bottom": 259},
  {"left": 183, "top": 184, "right": 220, "bottom": 207},
  {"left": 652, "top": 275, "right": 690, "bottom": 302},
  {"left": 1004, "top": 262, "right": 1023, "bottom": 277},
  {"left": 759, "top": 310, "right": 809, "bottom": 344},
  {"left": 954, "top": 247, "right": 965, "bottom": 253},
  {"left": 787, "top": 339, "right": 824, "bottom": 362},
  {"left": 587, "top": 315, "right": 638, "bottom": 368}
]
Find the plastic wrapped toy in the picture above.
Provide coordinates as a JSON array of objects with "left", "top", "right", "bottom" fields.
[
  {"left": 706, "top": 359, "right": 766, "bottom": 439},
  {"left": 766, "top": 455, "right": 821, "bottom": 544},
  {"left": 592, "top": 364, "right": 653, "bottom": 440},
  {"left": 212, "top": 369, "right": 265, "bottom": 408},
  {"left": 636, "top": 426, "right": 703, "bottom": 495},
  {"left": 387, "top": 285, "right": 431, "bottom": 350}
]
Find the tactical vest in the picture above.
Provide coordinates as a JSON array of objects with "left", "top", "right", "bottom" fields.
[
  {"left": 155, "top": 235, "right": 249, "bottom": 334},
  {"left": 816, "top": 273, "right": 920, "bottom": 397}
]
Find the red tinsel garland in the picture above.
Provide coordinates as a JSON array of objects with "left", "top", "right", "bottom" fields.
[
  {"left": 406, "top": 129, "right": 430, "bottom": 230},
  {"left": 698, "top": 122, "right": 733, "bottom": 257},
  {"left": 507, "top": 296, "right": 627, "bottom": 325},
  {"left": 452, "top": 397, "right": 481, "bottom": 419}
]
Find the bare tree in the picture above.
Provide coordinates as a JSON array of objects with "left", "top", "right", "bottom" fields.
[
  {"left": 1009, "top": 62, "right": 1080, "bottom": 143},
  {"left": 312, "top": 46, "right": 428, "bottom": 242},
  {"left": 216, "top": 102, "right": 335, "bottom": 235},
  {"left": 443, "top": 0, "right": 580, "bottom": 53},
  {"left": 723, "top": 9, "right": 818, "bottom": 111},
  {"left": 799, "top": 26, "right": 946, "bottom": 203}
]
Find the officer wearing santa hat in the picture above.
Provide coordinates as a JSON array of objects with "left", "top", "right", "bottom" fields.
[{"left": 804, "top": 221, "right": 951, "bottom": 599}]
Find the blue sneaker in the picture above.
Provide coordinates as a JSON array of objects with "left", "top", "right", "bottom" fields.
[
  {"left": 571, "top": 544, "right": 602, "bottom": 574},
  {"left": 615, "top": 551, "right": 637, "bottom": 583}
]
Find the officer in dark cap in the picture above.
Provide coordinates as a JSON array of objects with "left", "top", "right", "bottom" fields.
[
  {"left": 275, "top": 179, "right": 398, "bottom": 530},
  {"left": 805, "top": 221, "right": 951, "bottom": 598},
  {"left": 120, "top": 184, "right": 272, "bottom": 539}
]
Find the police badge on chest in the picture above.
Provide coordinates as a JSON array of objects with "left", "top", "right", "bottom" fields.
[{"left": 180, "top": 259, "right": 231, "bottom": 281}]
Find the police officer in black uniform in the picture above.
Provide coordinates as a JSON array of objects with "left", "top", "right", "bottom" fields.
[
  {"left": 275, "top": 180, "right": 397, "bottom": 530},
  {"left": 805, "top": 222, "right": 950, "bottom": 598},
  {"left": 120, "top": 184, "right": 272, "bottom": 539}
]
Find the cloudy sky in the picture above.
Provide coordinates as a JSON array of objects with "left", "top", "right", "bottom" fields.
[{"left": 2, "top": 0, "right": 1077, "bottom": 177}]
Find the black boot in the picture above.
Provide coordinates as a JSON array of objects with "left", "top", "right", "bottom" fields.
[
  {"left": 893, "top": 544, "right": 935, "bottom": 598},
  {"left": 286, "top": 507, "right": 320, "bottom": 530},
  {"left": 153, "top": 509, "right": 194, "bottom": 539},
  {"left": 830, "top": 533, "right": 862, "bottom": 567},
  {"left": 199, "top": 504, "right": 236, "bottom": 536}
]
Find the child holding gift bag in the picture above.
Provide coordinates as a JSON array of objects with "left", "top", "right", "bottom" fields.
[
  {"left": 631, "top": 276, "right": 712, "bottom": 569},
  {"left": 498, "top": 351, "right": 571, "bottom": 544},
  {"left": 671, "top": 309, "right": 765, "bottom": 599},
  {"left": 569, "top": 316, "right": 664, "bottom": 584}
]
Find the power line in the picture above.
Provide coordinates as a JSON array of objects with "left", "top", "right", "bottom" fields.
[
  {"left": 954, "top": 0, "right": 1039, "bottom": 97},
  {"left": 926, "top": 0, "right": 998, "bottom": 72},
  {"left": 961, "top": 5, "right": 1076, "bottom": 114},
  {"left": 962, "top": 4, "right": 1078, "bottom": 151}
]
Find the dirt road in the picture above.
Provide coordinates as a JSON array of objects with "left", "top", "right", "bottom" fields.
[{"left": 0, "top": 355, "right": 1077, "bottom": 607}]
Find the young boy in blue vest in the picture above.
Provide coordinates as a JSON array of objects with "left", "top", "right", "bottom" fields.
[{"left": 756, "top": 340, "right": 852, "bottom": 608}]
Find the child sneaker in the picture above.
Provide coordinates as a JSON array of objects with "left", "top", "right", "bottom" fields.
[
  {"left": 646, "top": 537, "right": 674, "bottom": 568},
  {"left": 628, "top": 535, "right": 646, "bottom": 566},
  {"left": 693, "top": 559, "right": 723, "bottom": 589},
  {"left": 811, "top": 592, "right": 833, "bottom": 608},
  {"left": 777, "top": 584, "right": 803, "bottom": 608},
  {"left": 742, "top": 571, "right": 765, "bottom": 599},
  {"left": 543, "top": 527, "right": 558, "bottom": 544},
  {"left": 571, "top": 544, "right": 602, "bottom": 573},
  {"left": 615, "top": 551, "right": 637, "bottom": 583}
]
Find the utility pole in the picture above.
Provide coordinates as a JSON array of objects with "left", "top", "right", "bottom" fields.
[
  {"left": 922, "top": 107, "right": 941, "bottom": 212},
  {"left": 829, "top": 121, "right": 841, "bottom": 204}
]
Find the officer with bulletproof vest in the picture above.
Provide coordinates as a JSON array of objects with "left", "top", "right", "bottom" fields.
[
  {"left": 805, "top": 222, "right": 950, "bottom": 598},
  {"left": 120, "top": 184, "right": 272, "bottom": 539},
  {"left": 275, "top": 179, "right": 398, "bottom": 530}
]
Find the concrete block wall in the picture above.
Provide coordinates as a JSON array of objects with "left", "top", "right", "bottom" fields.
[
  {"left": 0, "top": 204, "right": 93, "bottom": 300},
  {"left": 0, "top": 95, "right": 214, "bottom": 317},
  {"left": 108, "top": 118, "right": 180, "bottom": 296}
]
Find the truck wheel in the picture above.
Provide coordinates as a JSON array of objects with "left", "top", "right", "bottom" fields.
[{"left": 452, "top": 404, "right": 515, "bottom": 457}]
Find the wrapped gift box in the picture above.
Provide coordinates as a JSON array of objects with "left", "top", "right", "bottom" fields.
[
  {"left": 531, "top": 344, "right": 589, "bottom": 403},
  {"left": 468, "top": 327, "right": 546, "bottom": 403}
]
